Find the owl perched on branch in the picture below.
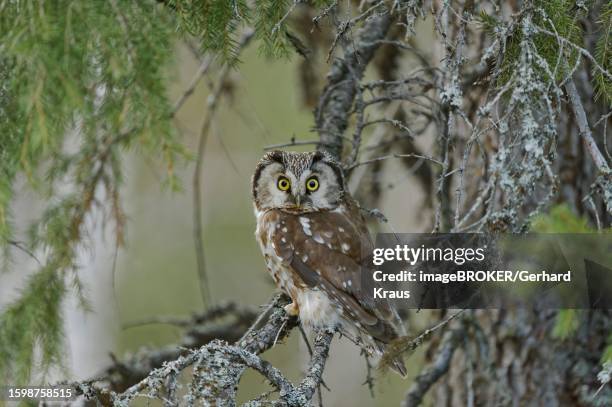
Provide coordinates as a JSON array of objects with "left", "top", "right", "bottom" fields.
[{"left": 251, "top": 150, "right": 407, "bottom": 376}]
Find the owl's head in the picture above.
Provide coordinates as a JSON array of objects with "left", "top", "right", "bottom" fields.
[{"left": 252, "top": 150, "right": 345, "bottom": 213}]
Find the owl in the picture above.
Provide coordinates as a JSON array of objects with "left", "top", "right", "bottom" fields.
[{"left": 251, "top": 150, "right": 407, "bottom": 376}]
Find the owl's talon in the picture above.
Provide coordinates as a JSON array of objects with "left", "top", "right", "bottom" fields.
[{"left": 284, "top": 302, "right": 299, "bottom": 316}]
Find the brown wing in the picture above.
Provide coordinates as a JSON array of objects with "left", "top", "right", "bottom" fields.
[{"left": 260, "top": 201, "right": 402, "bottom": 343}]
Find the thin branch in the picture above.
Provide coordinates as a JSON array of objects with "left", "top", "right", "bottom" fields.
[
  {"left": 362, "top": 351, "right": 375, "bottom": 398},
  {"left": 171, "top": 54, "right": 215, "bottom": 117},
  {"left": 264, "top": 138, "right": 326, "bottom": 150},
  {"left": 192, "top": 29, "right": 254, "bottom": 308},
  {"left": 381, "top": 310, "right": 465, "bottom": 371},
  {"left": 6, "top": 240, "right": 41, "bottom": 265},
  {"left": 272, "top": 0, "right": 303, "bottom": 35},
  {"left": 346, "top": 153, "right": 444, "bottom": 171},
  {"left": 565, "top": 76, "right": 610, "bottom": 173},
  {"left": 122, "top": 301, "right": 256, "bottom": 329},
  {"left": 534, "top": 26, "right": 612, "bottom": 82}
]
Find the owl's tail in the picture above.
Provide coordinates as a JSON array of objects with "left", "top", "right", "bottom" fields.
[
  {"left": 362, "top": 306, "right": 408, "bottom": 377},
  {"left": 375, "top": 340, "right": 408, "bottom": 377},
  {"left": 389, "top": 353, "right": 408, "bottom": 377}
]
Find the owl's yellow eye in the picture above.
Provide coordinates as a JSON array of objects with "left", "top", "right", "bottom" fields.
[
  {"left": 306, "top": 177, "right": 319, "bottom": 192},
  {"left": 277, "top": 176, "right": 291, "bottom": 191}
]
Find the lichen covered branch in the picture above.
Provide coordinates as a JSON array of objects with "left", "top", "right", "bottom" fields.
[
  {"left": 402, "top": 328, "right": 462, "bottom": 407},
  {"left": 315, "top": 5, "right": 392, "bottom": 159}
]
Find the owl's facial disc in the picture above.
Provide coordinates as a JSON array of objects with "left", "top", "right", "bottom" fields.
[
  {"left": 274, "top": 169, "right": 328, "bottom": 213},
  {"left": 290, "top": 162, "right": 343, "bottom": 212},
  {"left": 252, "top": 150, "right": 344, "bottom": 213}
]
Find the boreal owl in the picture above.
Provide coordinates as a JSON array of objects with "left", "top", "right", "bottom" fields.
[{"left": 251, "top": 150, "right": 407, "bottom": 376}]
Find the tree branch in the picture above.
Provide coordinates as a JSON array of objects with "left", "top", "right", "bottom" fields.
[
  {"left": 97, "top": 294, "right": 296, "bottom": 404},
  {"left": 402, "top": 328, "right": 463, "bottom": 407},
  {"left": 315, "top": 5, "right": 392, "bottom": 160},
  {"left": 565, "top": 76, "right": 610, "bottom": 173},
  {"left": 243, "top": 330, "right": 334, "bottom": 407},
  {"left": 72, "top": 302, "right": 259, "bottom": 397}
]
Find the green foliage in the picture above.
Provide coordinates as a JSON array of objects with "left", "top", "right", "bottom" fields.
[
  {"left": 532, "top": 207, "right": 584, "bottom": 340},
  {"left": 0, "top": 269, "right": 65, "bottom": 384},
  {"left": 593, "top": 2, "right": 612, "bottom": 105},
  {"left": 480, "top": 0, "right": 583, "bottom": 86},
  {"left": 0, "top": 0, "right": 182, "bottom": 384},
  {"left": 0, "top": 61, "right": 20, "bottom": 243},
  {"left": 173, "top": 0, "right": 334, "bottom": 60},
  {"left": 530, "top": 204, "right": 593, "bottom": 233},
  {"left": 531, "top": 206, "right": 586, "bottom": 340},
  {"left": 477, "top": 9, "right": 498, "bottom": 33},
  {"left": 603, "top": 335, "right": 612, "bottom": 363},
  {"left": 531, "top": 206, "right": 612, "bottom": 362},
  {"left": 254, "top": 0, "right": 293, "bottom": 58},
  {"left": 552, "top": 309, "right": 579, "bottom": 339},
  {"left": 174, "top": 0, "right": 251, "bottom": 63}
]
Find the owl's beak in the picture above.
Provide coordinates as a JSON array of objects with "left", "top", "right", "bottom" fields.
[{"left": 294, "top": 194, "right": 302, "bottom": 208}]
